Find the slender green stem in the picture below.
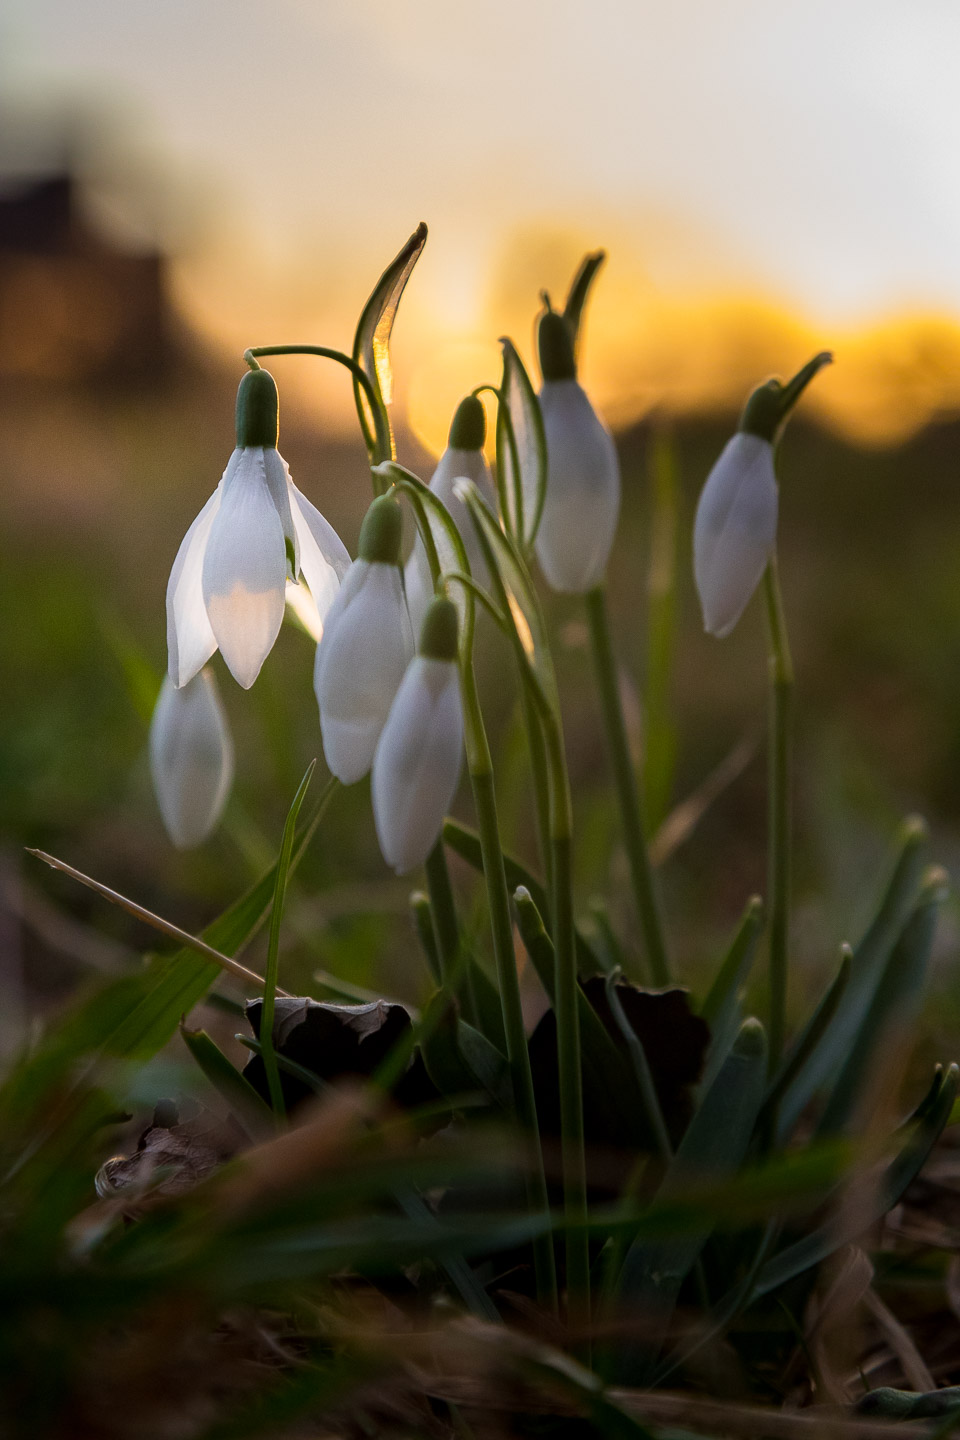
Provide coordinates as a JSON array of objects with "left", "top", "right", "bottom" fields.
[
  {"left": 539, "top": 710, "right": 590, "bottom": 1334},
  {"left": 424, "top": 841, "right": 460, "bottom": 989},
  {"left": 460, "top": 662, "right": 558, "bottom": 1312},
  {"left": 584, "top": 584, "right": 671, "bottom": 987},
  {"left": 244, "top": 344, "right": 392, "bottom": 472},
  {"left": 762, "top": 556, "right": 793, "bottom": 1076},
  {"left": 520, "top": 680, "right": 553, "bottom": 896}
]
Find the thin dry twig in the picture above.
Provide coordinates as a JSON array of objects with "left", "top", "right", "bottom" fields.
[{"left": 27, "top": 849, "right": 288, "bottom": 996}]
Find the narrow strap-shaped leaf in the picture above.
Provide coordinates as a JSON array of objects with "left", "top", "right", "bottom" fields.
[
  {"left": 562, "top": 249, "right": 606, "bottom": 357},
  {"left": 767, "top": 947, "right": 851, "bottom": 1136},
  {"left": 352, "top": 223, "right": 427, "bottom": 459},
  {"left": 754, "top": 1062, "right": 959, "bottom": 1299},
  {"left": 697, "top": 896, "right": 764, "bottom": 1094},
  {"left": 409, "top": 890, "right": 442, "bottom": 984},
  {"left": 495, "top": 338, "right": 547, "bottom": 549},
  {"left": 818, "top": 867, "right": 946, "bottom": 1136},
  {"left": 444, "top": 818, "right": 600, "bottom": 975},
  {"left": 180, "top": 1022, "right": 273, "bottom": 1141},
  {"left": 615, "top": 1019, "right": 768, "bottom": 1345},
  {"left": 778, "top": 816, "right": 927, "bottom": 1130}
]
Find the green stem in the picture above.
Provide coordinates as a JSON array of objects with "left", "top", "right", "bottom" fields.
[
  {"left": 244, "top": 345, "right": 392, "bottom": 472},
  {"left": 762, "top": 557, "right": 793, "bottom": 1076},
  {"left": 584, "top": 584, "right": 671, "bottom": 987},
  {"left": 539, "top": 710, "right": 590, "bottom": 1334},
  {"left": 460, "top": 662, "right": 558, "bottom": 1312},
  {"left": 520, "top": 680, "right": 553, "bottom": 896}
]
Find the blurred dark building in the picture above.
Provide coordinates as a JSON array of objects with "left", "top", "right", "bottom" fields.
[{"left": 0, "top": 171, "right": 173, "bottom": 386}]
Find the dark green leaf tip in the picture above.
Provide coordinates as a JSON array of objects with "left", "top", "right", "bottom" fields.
[
  {"left": 419, "top": 596, "right": 459, "bottom": 661},
  {"left": 537, "top": 308, "right": 577, "bottom": 382},
  {"left": 448, "top": 395, "right": 486, "bottom": 451},
  {"left": 734, "top": 1016, "right": 767, "bottom": 1058},
  {"left": 236, "top": 368, "right": 279, "bottom": 448},
  {"left": 358, "top": 494, "right": 403, "bottom": 565},
  {"left": 738, "top": 350, "right": 833, "bottom": 442},
  {"left": 901, "top": 814, "right": 929, "bottom": 846}
]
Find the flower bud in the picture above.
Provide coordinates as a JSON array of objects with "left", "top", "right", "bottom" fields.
[
  {"left": 693, "top": 432, "right": 778, "bottom": 638},
  {"left": 149, "top": 670, "right": 234, "bottom": 848},
  {"left": 314, "top": 496, "right": 413, "bottom": 785},
  {"left": 372, "top": 598, "right": 463, "bottom": 875},
  {"left": 535, "top": 377, "right": 620, "bottom": 594}
]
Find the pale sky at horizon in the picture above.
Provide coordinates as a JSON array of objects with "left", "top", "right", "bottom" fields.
[{"left": 4, "top": 0, "right": 960, "bottom": 447}]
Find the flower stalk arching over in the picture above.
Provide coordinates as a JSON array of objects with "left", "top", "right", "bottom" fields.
[
  {"left": 693, "top": 351, "right": 833, "bottom": 639},
  {"left": 149, "top": 669, "right": 234, "bottom": 849},
  {"left": 314, "top": 494, "right": 414, "bottom": 785},
  {"left": 166, "top": 368, "right": 350, "bottom": 691},
  {"left": 371, "top": 597, "right": 464, "bottom": 875},
  {"left": 534, "top": 308, "right": 621, "bottom": 594},
  {"left": 403, "top": 395, "right": 498, "bottom": 635}
]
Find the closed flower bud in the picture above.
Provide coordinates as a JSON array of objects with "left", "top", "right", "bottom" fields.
[
  {"left": 166, "top": 369, "right": 349, "bottom": 691},
  {"left": 404, "top": 396, "right": 497, "bottom": 634},
  {"left": 693, "top": 351, "right": 832, "bottom": 638},
  {"left": 372, "top": 597, "right": 463, "bottom": 875},
  {"left": 693, "top": 432, "right": 778, "bottom": 638},
  {"left": 149, "top": 670, "right": 234, "bottom": 848},
  {"left": 314, "top": 495, "right": 414, "bottom": 785},
  {"left": 535, "top": 311, "right": 620, "bottom": 594}
]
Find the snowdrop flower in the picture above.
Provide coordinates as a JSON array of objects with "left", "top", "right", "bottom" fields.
[
  {"left": 149, "top": 669, "right": 234, "bottom": 848},
  {"left": 166, "top": 368, "right": 350, "bottom": 691},
  {"left": 534, "top": 310, "right": 620, "bottom": 594},
  {"left": 693, "top": 351, "right": 833, "bottom": 638},
  {"left": 372, "top": 597, "right": 463, "bottom": 875},
  {"left": 404, "top": 396, "right": 497, "bottom": 634},
  {"left": 314, "top": 494, "right": 414, "bottom": 784}
]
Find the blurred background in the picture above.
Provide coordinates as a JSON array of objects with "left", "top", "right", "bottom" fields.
[{"left": 4, "top": 0, "right": 960, "bottom": 1056}]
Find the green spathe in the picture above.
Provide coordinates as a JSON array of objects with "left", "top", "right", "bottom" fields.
[
  {"left": 448, "top": 395, "right": 486, "bottom": 451},
  {"left": 536, "top": 309, "right": 577, "bottom": 382},
  {"left": 358, "top": 494, "right": 403, "bottom": 565},
  {"left": 737, "top": 350, "right": 833, "bottom": 443},
  {"left": 235, "top": 368, "right": 279, "bottom": 449},
  {"left": 419, "top": 597, "right": 458, "bottom": 661}
]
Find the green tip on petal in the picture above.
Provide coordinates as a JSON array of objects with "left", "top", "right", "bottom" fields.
[
  {"left": 537, "top": 309, "right": 577, "bottom": 382},
  {"left": 419, "top": 596, "right": 458, "bottom": 661},
  {"left": 358, "top": 494, "right": 404, "bottom": 565},
  {"left": 448, "top": 395, "right": 486, "bottom": 451},
  {"left": 235, "top": 368, "right": 279, "bottom": 448},
  {"left": 733, "top": 1016, "right": 767, "bottom": 1058},
  {"left": 738, "top": 350, "right": 833, "bottom": 442}
]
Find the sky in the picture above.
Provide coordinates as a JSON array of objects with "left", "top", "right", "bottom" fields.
[{"left": 4, "top": 0, "right": 960, "bottom": 448}]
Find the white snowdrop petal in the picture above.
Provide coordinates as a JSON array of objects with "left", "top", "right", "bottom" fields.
[
  {"left": 535, "top": 379, "right": 621, "bottom": 594},
  {"left": 288, "top": 480, "right": 351, "bottom": 630},
  {"left": 404, "top": 446, "right": 497, "bottom": 636},
  {"left": 372, "top": 657, "right": 463, "bottom": 874},
  {"left": 149, "top": 671, "right": 234, "bottom": 849},
  {"left": 262, "top": 448, "right": 300, "bottom": 575},
  {"left": 314, "top": 561, "right": 414, "bottom": 784},
  {"left": 166, "top": 472, "right": 229, "bottom": 688},
  {"left": 693, "top": 433, "right": 778, "bottom": 638},
  {"left": 201, "top": 449, "right": 287, "bottom": 689}
]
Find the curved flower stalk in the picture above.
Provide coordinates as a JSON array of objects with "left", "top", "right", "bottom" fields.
[
  {"left": 694, "top": 351, "right": 833, "bottom": 638},
  {"left": 404, "top": 396, "right": 497, "bottom": 635},
  {"left": 534, "top": 307, "right": 620, "bottom": 594},
  {"left": 372, "top": 597, "right": 463, "bottom": 875},
  {"left": 149, "top": 669, "right": 234, "bottom": 849},
  {"left": 314, "top": 495, "right": 414, "bottom": 785},
  {"left": 166, "top": 368, "right": 349, "bottom": 691}
]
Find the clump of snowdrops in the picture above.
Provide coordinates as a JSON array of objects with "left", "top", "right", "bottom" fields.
[{"left": 17, "top": 226, "right": 960, "bottom": 1438}]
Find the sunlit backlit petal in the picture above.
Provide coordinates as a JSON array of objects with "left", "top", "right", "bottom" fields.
[
  {"left": 166, "top": 472, "right": 227, "bottom": 689},
  {"left": 289, "top": 480, "right": 351, "bottom": 631},
  {"left": 536, "top": 378, "right": 620, "bottom": 593},
  {"left": 693, "top": 433, "right": 778, "bottom": 638}
]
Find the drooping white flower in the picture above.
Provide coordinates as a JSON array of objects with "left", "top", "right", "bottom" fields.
[
  {"left": 166, "top": 368, "right": 349, "bottom": 691},
  {"left": 693, "top": 432, "right": 778, "bottom": 638},
  {"left": 372, "top": 597, "right": 463, "bottom": 875},
  {"left": 149, "top": 669, "right": 234, "bottom": 849},
  {"left": 314, "top": 495, "right": 414, "bottom": 785},
  {"left": 534, "top": 310, "right": 620, "bottom": 594},
  {"left": 404, "top": 396, "right": 497, "bottom": 634}
]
